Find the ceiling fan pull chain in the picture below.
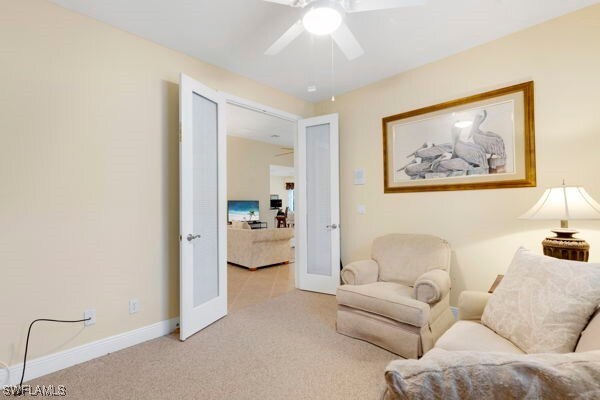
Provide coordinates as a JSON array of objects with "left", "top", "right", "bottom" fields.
[{"left": 331, "top": 36, "right": 336, "bottom": 102}]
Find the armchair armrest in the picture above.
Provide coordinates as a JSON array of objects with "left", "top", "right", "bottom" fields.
[
  {"left": 458, "top": 291, "right": 492, "bottom": 321},
  {"left": 414, "top": 269, "right": 451, "bottom": 304},
  {"left": 341, "top": 259, "right": 379, "bottom": 285}
]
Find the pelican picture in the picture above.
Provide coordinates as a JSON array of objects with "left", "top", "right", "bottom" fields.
[{"left": 383, "top": 82, "right": 536, "bottom": 193}]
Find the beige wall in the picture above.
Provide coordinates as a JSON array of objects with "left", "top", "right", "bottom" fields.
[
  {"left": 227, "top": 136, "right": 293, "bottom": 225},
  {"left": 0, "top": 0, "right": 312, "bottom": 366},
  {"left": 316, "top": 5, "right": 600, "bottom": 305}
]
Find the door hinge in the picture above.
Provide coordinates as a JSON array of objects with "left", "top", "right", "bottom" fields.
[
  {"left": 178, "top": 122, "right": 182, "bottom": 143},
  {"left": 179, "top": 234, "right": 182, "bottom": 242}
]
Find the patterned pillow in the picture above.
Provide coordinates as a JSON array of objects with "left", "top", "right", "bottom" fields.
[{"left": 481, "top": 247, "right": 600, "bottom": 353}]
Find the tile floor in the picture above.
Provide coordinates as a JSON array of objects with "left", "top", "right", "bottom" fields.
[{"left": 227, "top": 262, "right": 295, "bottom": 312}]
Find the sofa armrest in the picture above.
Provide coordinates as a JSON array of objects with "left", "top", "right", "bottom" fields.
[
  {"left": 341, "top": 260, "right": 379, "bottom": 285},
  {"left": 414, "top": 269, "right": 451, "bottom": 304},
  {"left": 458, "top": 291, "right": 492, "bottom": 321},
  {"left": 385, "top": 348, "right": 600, "bottom": 400}
]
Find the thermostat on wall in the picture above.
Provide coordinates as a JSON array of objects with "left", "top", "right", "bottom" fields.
[{"left": 354, "top": 168, "right": 366, "bottom": 185}]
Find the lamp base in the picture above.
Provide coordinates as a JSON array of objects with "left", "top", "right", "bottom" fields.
[{"left": 542, "top": 229, "right": 589, "bottom": 262}]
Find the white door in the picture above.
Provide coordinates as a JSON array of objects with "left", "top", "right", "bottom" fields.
[
  {"left": 179, "top": 74, "right": 227, "bottom": 341},
  {"left": 296, "top": 114, "right": 340, "bottom": 295}
]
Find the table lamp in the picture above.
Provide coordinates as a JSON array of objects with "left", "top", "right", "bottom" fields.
[{"left": 519, "top": 181, "right": 600, "bottom": 261}]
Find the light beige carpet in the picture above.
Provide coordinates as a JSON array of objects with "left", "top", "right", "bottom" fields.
[{"left": 32, "top": 290, "right": 397, "bottom": 399}]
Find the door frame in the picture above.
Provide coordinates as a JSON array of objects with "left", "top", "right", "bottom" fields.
[{"left": 221, "top": 92, "right": 302, "bottom": 288}]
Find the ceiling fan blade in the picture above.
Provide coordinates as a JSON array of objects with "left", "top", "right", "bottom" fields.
[
  {"left": 331, "top": 22, "right": 364, "bottom": 61},
  {"left": 346, "top": 0, "right": 426, "bottom": 13},
  {"left": 265, "top": 20, "right": 305, "bottom": 56},
  {"left": 263, "top": 0, "right": 298, "bottom": 6}
]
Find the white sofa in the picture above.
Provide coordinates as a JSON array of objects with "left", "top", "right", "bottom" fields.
[
  {"left": 383, "top": 290, "right": 600, "bottom": 399},
  {"left": 227, "top": 224, "right": 293, "bottom": 270},
  {"left": 438, "top": 290, "right": 600, "bottom": 354},
  {"left": 383, "top": 248, "right": 600, "bottom": 399}
]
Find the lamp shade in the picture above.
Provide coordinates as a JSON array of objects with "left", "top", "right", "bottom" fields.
[{"left": 520, "top": 186, "right": 600, "bottom": 221}]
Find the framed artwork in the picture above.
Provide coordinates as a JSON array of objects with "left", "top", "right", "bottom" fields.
[{"left": 382, "top": 81, "right": 536, "bottom": 193}]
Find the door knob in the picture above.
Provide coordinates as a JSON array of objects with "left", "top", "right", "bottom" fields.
[
  {"left": 187, "top": 234, "right": 201, "bottom": 241},
  {"left": 326, "top": 224, "right": 338, "bottom": 230}
]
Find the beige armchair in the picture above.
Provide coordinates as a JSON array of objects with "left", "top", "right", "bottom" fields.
[{"left": 336, "top": 234, "right": 455, "bottom": 359}]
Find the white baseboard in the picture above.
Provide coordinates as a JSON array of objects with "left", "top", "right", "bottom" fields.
[
  {"left": 4, "top": 317, "right": 179, "bottom": 386},
  {"left": 450, "top": 306, "right": 459, "bottom": 320}
]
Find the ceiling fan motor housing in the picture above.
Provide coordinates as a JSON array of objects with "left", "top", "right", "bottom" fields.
[
  {"left": 304, "top": 0, "right": 346, "bottom": 14},
  {"left": 302, "top": 0, "right": 346, "bottom": 35}
]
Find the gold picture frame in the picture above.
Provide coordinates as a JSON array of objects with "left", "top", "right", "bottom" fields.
[{"left": 383, "top": 81, "right": 536, "bottom": 193}]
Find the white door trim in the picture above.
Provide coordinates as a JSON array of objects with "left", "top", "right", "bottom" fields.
[{"left": 221, "top": 92, "right": 302, "bottom": 123}]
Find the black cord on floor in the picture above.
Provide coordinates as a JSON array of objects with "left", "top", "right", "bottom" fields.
[{"left": 15, "top": 318, "right": 90, "bottom": 396}]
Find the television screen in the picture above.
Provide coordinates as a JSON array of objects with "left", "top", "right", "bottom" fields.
[{"left": 228, "top": 200, "right": 260, "bottom": 221}]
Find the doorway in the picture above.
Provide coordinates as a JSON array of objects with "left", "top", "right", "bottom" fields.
[
  {"left": 225, "top": 101, "right": 298, "bottom": 312},
  {"left": 179, "top": 74, "right": 340, "bottom": 340}
]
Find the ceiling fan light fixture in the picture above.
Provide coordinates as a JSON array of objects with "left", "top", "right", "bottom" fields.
[{"left": 302, "top": 5, "right": 343, "bottom": 35}]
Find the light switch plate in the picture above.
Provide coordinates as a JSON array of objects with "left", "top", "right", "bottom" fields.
[
  {"left": 353, "top": 168, "right": 366, "bottom": 185},
  {"left": 358, "top": 205, "right": 366, "bottom": 215}
]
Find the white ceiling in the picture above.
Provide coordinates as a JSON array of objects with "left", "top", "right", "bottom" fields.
[
  {"left": 270, "top": 165, "right": 295, "bottom": 177},
  {"left": 51, "top": 0, "right": 599, "bottom": 102},
  {"left": 227, "top": 103, "right": 296, "bottom": 147}
]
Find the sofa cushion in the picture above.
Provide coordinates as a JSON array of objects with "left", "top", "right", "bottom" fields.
[
  {"left": 384, "top": 348, "right": 600, "bottom": 400},
  {"left": 481, "top": 247, "right": 600, "bottom": 354},
  {"left": 576, "top": 308, "right": 600, "bottom": 353},
  {"left": 230, "top": 221, "right": 250, "bottom": 229},
  {"left": 336, "top": 282, "right": 429, "bottom": 327},
  {"left": 372, "top": 234, "right": 451, "bottom": 286},
  {"left": 435, "top": 321, "right": 524, "bottom": 354}
]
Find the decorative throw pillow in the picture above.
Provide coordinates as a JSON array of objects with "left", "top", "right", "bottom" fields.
[{"left": 481, "top": 247, "right": 600, "bottom": 354}]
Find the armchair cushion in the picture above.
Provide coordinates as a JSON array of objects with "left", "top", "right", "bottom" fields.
[
  {"left": 373, "top": 234, "right": 451, "bottom": 286},
  {"left": 341, "top": 259, "right": 379, "bottom": 285},
  {"left": 414, "top": 269, "right": 451, "bottom": 304},
  {"left": 337, "top": 282, "right": 429, "bottom": 327},
  {"left": 384, "top": 348, "right": 600, "bottom": 400},
  {"left": 481, "top": 248, "right": 600, "bottom": 354},
  {"left": 457, "top": 291, "right": 492, "bottom": 321}
]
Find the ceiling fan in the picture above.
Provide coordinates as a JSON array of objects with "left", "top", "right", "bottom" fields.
[{"left": 264, "top": 0, "right": 426, "bottom": 61}]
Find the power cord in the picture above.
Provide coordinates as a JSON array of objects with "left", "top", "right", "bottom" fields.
[{"left": 14, "top": 318, "right": 90, "bottom": 396}]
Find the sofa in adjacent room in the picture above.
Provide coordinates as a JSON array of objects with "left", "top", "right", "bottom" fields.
[{"left": 227, "top": 223, "right": 294, "bottom": 270}]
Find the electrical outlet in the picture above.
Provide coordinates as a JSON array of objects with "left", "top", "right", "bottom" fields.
[
  {"left": 129, "top": 298, "right": 140, "bottom": 314},
  {"left": 84, "top": 309, "right": 96, "bottom": 326}
]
